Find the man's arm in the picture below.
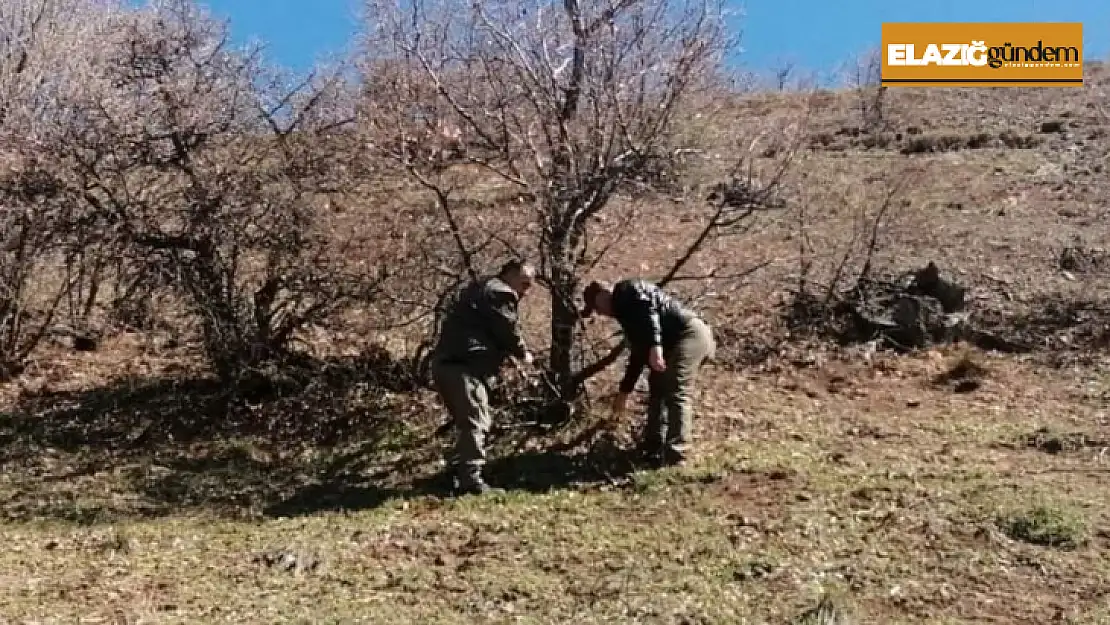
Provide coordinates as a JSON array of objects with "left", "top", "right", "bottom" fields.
[
  {"left": 613, "top": 282, "right": 664, "bottom": 392},
  {"left": 614, "top": 282, "right": 664, "bottom": 350},
  {"left": 618, "top": 344, "right": 648, "bottom": 393},
  {"left": 480, "top": 288, "right": 528, "bottom": 359}
]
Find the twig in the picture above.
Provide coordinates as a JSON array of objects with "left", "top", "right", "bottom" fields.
[{"left": 663, "top": 260, "right": 775, "bottom": 284}]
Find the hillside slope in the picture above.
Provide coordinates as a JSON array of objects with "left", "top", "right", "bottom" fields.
[{"left": 2, "top": 66, "right": 1110, "bottom": 624}]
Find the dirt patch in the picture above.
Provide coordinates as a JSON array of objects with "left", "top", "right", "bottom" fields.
[
  {"left": 718, "top": 467, "right": 805, "bottom": 522},
  {"left": 977, "top": 296, "right": 1110, "bottom": 357}
]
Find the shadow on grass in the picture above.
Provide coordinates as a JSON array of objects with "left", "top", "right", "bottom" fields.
[
  {"left": 1, "top": 352, "right": 644, "bottom": 522},
  {"left": 264, "top": 422, "right": 647, "bottom": 517},
  {"left": 484, "top": 425, "right": 645, "bottom": 493},
  {"left": 0, "top": 351, "right": 439, "bottom": 522},
  {"left": 6, "top": 348, "right": 429, "bottom": 453}
]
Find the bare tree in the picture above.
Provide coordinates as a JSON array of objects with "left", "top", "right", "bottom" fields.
[
  {"left": 360, "top": 0, "right": 752, "bottom": 414},
  {"left": 0, "top": 156, "right": 83, "bottom": 378},
  {"left": 843, "top": 47, "right": 885, "bottom": 133},
  {"left": 785, "top": 155, "right": 929, "bottom": 344},
  {"left": 773, "top": 58, "right": 795, "bottom": 91},
  {"left": 2, "top": 0, "right": 384, "bottom": 389},
  {"left": 574, "top": 99, "right": 808, "bottom": 383},
  {"left": 0, "top": 0, "right": 120, "bottom": 377}
]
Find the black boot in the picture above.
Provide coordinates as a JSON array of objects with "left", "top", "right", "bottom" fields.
[
  {"left": 634, "top": 438, "right": 664, "bottom": 468},
  {"left": 661, "top": 447, "right": 687, "bottom": 467},
  {"left": 454, "top": 475, "right": 504, "bottom": 496}
]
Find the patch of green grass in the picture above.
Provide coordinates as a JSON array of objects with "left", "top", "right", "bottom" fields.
[
  {"left": 374, "top": 420, "right": 424, "bottom": 454},
  {"left": 997, "top": 503, "right": 1089, "bottom": 550},
  {"left": 628, "top": 464, "right": 726, "bottom": 493}
]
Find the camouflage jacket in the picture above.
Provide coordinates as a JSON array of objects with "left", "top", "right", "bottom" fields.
[
  {"left": 610, "top": 279, "right": 695, "bottom": 393},
  {"left": 433, "top": 275, "right": 527, "bottom": 377}
]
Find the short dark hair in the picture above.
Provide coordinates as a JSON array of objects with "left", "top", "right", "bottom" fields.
[
  {"left": 499, "top": 258, "right": 535, "bottom": 278},
  {"left": 499, "top": 259, "right": 524, "bottom": 276},
  {"left": 580, "top": 280, "right": 609, "bottom": 318}
]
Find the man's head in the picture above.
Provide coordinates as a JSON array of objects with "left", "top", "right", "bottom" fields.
[
  {"left": 580, "top": 279, "right": 614, "bottom": 318},
  {"left": 498, "top": 259, "right": 536, "bottom": 298}
]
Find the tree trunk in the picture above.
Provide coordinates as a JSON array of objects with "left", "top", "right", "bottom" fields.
[
  {"left": 544, "top": 217, "right": 584, "bottom": 422},
  {"left": 549, "top": 274, "right": 577, "bottom": 389}
]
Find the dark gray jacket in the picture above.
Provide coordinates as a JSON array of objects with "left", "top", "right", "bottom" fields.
[
  {"left": 610, "top": 279, "right": 695, "bottom": 393},
  {"left": 433, "top": 275, "right": 527, "bottom": 377}
]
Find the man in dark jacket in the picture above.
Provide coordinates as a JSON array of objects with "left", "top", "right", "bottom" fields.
[
  {"left": 431, "top": 260, "right": 536, "bottom": 494},
  {"left": 581, "top": 278, "right": 715, "bottom": 467}
]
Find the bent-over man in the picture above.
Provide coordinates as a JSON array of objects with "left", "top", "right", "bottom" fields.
[
  {"left": 580, "top": 278, "right": 715, "bottom": 467},
  {"left": 431, "top": 260, "right": 536, "bottom": 494}
]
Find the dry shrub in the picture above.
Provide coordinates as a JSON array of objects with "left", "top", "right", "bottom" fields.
[
  {"left": 900, "top": 134, "right": 968, "bottom": 155},
  {"left": 0, "top": 0, "right": 122, "bottom": 377},
  {"left": 0, "top": 0, "right": 389, "bottom": 391},
  {"left": 0, "top": 156, "right": 83, "bottom": 379}
]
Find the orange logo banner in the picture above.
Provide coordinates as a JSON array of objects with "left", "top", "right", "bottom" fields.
[{"left": 881, "top": 22, "right": 1084, "bottom": 87}]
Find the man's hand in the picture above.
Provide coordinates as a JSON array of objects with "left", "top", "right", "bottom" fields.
[
  {"left": 648, "top": 345, "right": 666, "bottom": 372},
  {"left": 611, "top": 391, "right": 630, "bottom": 417},
  {"left": 522, "top": 350, "right": 534, "bottom": 366}
]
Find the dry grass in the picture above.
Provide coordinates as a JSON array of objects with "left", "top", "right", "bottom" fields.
[
  {"left": 5, "top": 65, "right": 1110, "bottom": 624},
  {"left": 2, "top": 347, "right": 1110, "bottom": 623}
]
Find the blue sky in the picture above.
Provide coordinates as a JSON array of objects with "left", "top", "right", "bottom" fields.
[{"left": 193, "top": 0, "right": 1109, "bottom": 79}]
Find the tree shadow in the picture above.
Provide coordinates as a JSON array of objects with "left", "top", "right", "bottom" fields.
[
  {"left": 485, "top": 424, "right": 645, "bottom": 493},
  {"left": 0, "top": 350, "right": 440, "bottom": 523},
  {"left": 1, "top": 346, "right": 646, "bottom": 522},
  {"left": 5, "top": 377, "right": 229, "bottom": 461},
  {"left": 261, "top": 421, "right": 647, "bottom": 518},
  {"left": 484, "top": 447, "right": 639, "bottom": 492},
  {"left": 5, "top": 349, "right": 427, "bottom": 458}
]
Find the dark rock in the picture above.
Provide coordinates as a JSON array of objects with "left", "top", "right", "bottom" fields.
[
  {"left": 846, "top": 267, "right": 967, "bottom": 351},
  {"left": 72, "top": 336, "right": 98, "bottom": 352},
  {"left": 1040, "top": 120, "right": 1066, "bottom": 133},
  {"left": 908, "top": 261, "right": 966, "bottom": 313},
  {"left": 733, "top": 559, "right": 776, "bottom": 582},
  {"left": 1059, "top": 245, "right": 1107, "bottom": 273},
  {"left": 953, "top": 379, "right": 981, "bottom": 393},
  {"left": 788, "top": 262, "right": 1034, "bottom": 355}
]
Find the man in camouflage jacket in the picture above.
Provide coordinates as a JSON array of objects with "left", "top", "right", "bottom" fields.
[
  {"left": 581, "top": 278, "right": 715, "bottom": 467},
  {"left": 431, "top": 260, "right": 536, "bottom": 494}
]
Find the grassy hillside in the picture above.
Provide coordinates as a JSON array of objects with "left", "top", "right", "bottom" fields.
[{"left": 3, "top": 64, "right": 1110, "bottom": 624}]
